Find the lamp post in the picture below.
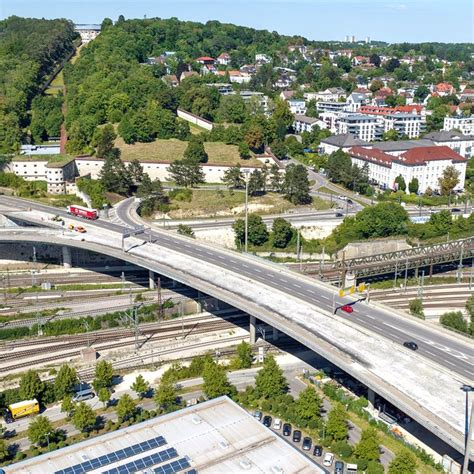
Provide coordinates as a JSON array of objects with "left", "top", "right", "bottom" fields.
[
  {"left": 244, "top": 170, "right": 250, "bottom": 253},
  {"left": 461, "top": 385, "right": 474, "bottom": 473}
]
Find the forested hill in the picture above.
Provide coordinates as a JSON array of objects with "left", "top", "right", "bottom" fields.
[{"left": 0, "top": 16, "right": 78, "bottom": 153}]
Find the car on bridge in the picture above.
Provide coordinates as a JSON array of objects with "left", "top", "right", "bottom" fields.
[
  {"left": 403, "top": 341, "right": 418, "bottom": 351},
  {"left": 340, "top": 305, "right": 353, "bottom": 313}
]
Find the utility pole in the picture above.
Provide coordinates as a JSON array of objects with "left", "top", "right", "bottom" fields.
[
  {"left": 156, "top": 276, "right": 163, "bottom": 321},
  {"left": 134, "top": 305, "right": 139, "bottom": 352},
  {"left": 417, "top": 270, "right": 425, "bottom": 301},
  {"left": 457, "top": 243, "right": 464, "bottom": 284},
  {"left": 470, "top": 258, "right": 473, "bottom": 291},
  {"left": 319, "top": 246, "right": 325, "bottom": 279},
  {"left": 393, "top": 258, "right": 399, "bottom": 289}
]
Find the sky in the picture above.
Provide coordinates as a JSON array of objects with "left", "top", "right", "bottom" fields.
[{"left": 1, "top": 0, "right": 473, "bottom": 44}]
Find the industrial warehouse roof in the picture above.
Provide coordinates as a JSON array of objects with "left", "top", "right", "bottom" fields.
[{"left": 6, "top": 397, "right": 320, "bottom": 474}]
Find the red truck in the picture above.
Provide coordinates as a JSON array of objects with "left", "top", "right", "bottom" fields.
[{"left": 66, "top": 205, "right": 99, "bottom": 220}]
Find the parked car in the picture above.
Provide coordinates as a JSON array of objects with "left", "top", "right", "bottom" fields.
[
  {"left": 403, "top": 341, "right": 418, "bottom": 351},
  {"left": 335, "top": 460, "right": 344, "bottom": 474},
  {"left": 292, "top": 430, "right": 302, "bottom": 443},
  {"left": 263, "top": 415, "right": 272, "bottom": 427},
  {"left": 253, "top": 410, "right": 262, "bottom": 421},
  {"left": 335, "top": 212, "right": 344, "bottom": 217},
  {"left": 451, "top": 208, "right": 461, "bottom": 213},
  {"left": 313, "top": 445, "right": 323, "bottom": 457},
  {"left": 323, "top": 452, "right": 334, "bottom": 467},
  {"left": 273, "top": 418, "right": 282, "bottom": 430},
  {"left": 341, "top": 304, "right": 353, "bottom": 313},
  {"left": 302, "top": 437, "right": 312, "bottom": 451},
  {"left": 282, "top": 423, "right": 292, "bottom": 436}
]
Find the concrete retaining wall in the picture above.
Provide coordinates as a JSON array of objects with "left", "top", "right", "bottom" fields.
[{"left": 177, "top": 108, "right": 214, "bottom": 131}]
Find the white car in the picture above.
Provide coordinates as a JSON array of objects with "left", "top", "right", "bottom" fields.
[
  {"left": 323, "top": 452, "right": 334, "bottom": 467},
  {"left": 273, "top": 418, "right": 282, "bottom": 430}
]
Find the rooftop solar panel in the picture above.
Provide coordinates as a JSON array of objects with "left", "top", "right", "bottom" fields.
[
  {"left": 154, "top": 458, "right": 191, "bottom": 474},
  {"left": 101, "top": 448, "right": 178, "bottom": 474}
]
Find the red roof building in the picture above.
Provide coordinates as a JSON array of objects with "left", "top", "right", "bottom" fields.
[{"left": 196, "top": 56, "right": 215, "bottom": 65}]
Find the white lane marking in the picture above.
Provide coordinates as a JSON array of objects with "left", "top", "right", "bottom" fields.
[
  {"left": 254, "top": 268, "right": 262, "bottom": 273},
  {"left": 294, "top": 284, "right": 301, "bottom": 289},
  {"left": 365, "top": 315, "right": 375, "bottom": 320},
  {"left": 242, "top": 264, "right": 249, "bottom": 268}
]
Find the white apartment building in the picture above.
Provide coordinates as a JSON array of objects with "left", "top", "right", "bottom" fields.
[
  {"left": 337, "top": 114, "right": 382, "bottom": 142},
  {"left": 349, "top": 145, "right": 467, "bottom": 193},
  {"left": 317, "top": 101, "right": 347, "bottom": 114},
  {"left": 287, "top": 99, "right": 306, "bottom": 115},
  {"left": 74, "top": 24, "right": 101, "bottom": 43},
  {"left": 382, "top": 113, "right": 426, "bottom": 139},
  {"left": 424, "top": 130, "right": 473, "bottom": 159},
  {"left": 239, "top": 91, "right": 270, "bottom": 114},
  {"left": 443, "top": 116, "right": 474, "bottom": 135},
  {"left": 293, "top": 115, "right": 327, "bottom": 134},
  {"left": 319, "top": 134, "right": 369, "bottom": 155},
  {"left": 318, "top": 112, "right": 340, "bottom": 133},
  {"left": 304, "top": 87, "right": 346, "bottom": 102}
]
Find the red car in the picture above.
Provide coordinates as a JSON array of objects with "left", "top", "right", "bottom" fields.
[{"left": 341, "top": 305, "right": 353, "bottom": 313}]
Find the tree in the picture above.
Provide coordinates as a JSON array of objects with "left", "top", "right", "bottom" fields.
[
  {"left": 414, "top": 85, "right": 430, "bottom": 102},
  {"left": 294, "top": 386, "right": 322, "bottom": 425},
  {"left": 245, "top": 124, "right": 264, "bottom": 151},
  {"left": 395, "top": 175, "right": 406, "bottom": 192},
  {"left": 0, "top": 439, "right": 8, "bottom": 462},
  {"left": 99, "top": 153, "right": 132, "bottom": 195},
  {"left": 131, "top": 374, "right": 149, "bottom": 399},
  {"left": 271, "top": 218, "right": 294, "bottom": 248},
  {"left": 336, "top": 56, "right": 352, "bottom": 72},
  {"left": 232, "top": 214, "right": 269, "bottom": 247},
  {"left": 388, "top": 448, "right": 417, "bottom": 474},
  {"left": 385, "top": 58, "right": 400, "bottom": 72},
  {"left": 127, "top": 159, "right": 144, "bottom": 184},
  {"left": 93, "top": 360, "right": 114, "bottom": 392},
  {"left": 369, "top": 53, "right": 381, "bottom": 67},
  {"left": 98, "top": 387, "right": 111, "bottom": 409},
  {"left": 184, "top": 138, "right": 208, "bottom": 164},
  {"left": 270, "top": 140, "right": 288, "bottom": 160},
  {"left": 217, "top": 95, "right": 247, "bottom": 123},
  {"left": 326, "top": 149, "right": 352, "bottom": 185},
  {"left": 269, "top": 163, "right": 283, "bottom": 192},
  {"left": 61, "top": 394, "right": 75, "bottom": 416},
  {"left": 283, "top": 164, "right": 311, "bottom": 204},
  {"left": 255, "top": 354, "right": 287, "bottom": 399},
  {"left": 137, "top": 174, "right": 168, "bottom": 216},
  {"left": 72, "top": 402, "right": 96, "bottom": 432},
  {"left": 369, "top": 79, "right": 384, "bottom": 93},
  {"left": 236, "top": 341, "right": 253, "bottom": 369},
  {"left": 154, "top": 379, "right": 177, "bottom": 411},
  {"left": 223, "top": 164, "right": 245, "bottom": 189},
  {"left": 177, "top": 224, "right": 195, "bottom": 238},
  {"left": 54, "top": 364, "right": 78, "bottom": 400},
  {"left": 408, "top": 178, "right": 419, "bottom": 194},
  {"left": 238, "top": 142, "right": 251, "bottom": 159},
  {"left": 116, "top": 394, "right": 136, "bottom": 422},
  {"left": 383, "top": 129, "right": 399, "bottom": 141},
  {"left": 202, "top": 360, "right": 236, "bottom": 399},
  {"left": 440, "top": 311, "right": 468, "bottom": 333},
  {"left": 326, "top": 405, "right": 348, "bottom": 441},
  {"left": 409, "top": 299, "right": 424, "bottom": 319},
  {"left": 28, "top": 415, "right": 55, "bottom": 446},
  {"left": 248, "top": 170, "right": 265, "bottom": 196},
  {"left": 95, "top": 124, "right": 117, "bottom": 159},
  {"left": 354, "top": 428, "right": 380, "bottom": 462},
  {"left": 19, "top": 370, "right": 44, "bottom": 401},
  {"left": 438, "top": 165, "right": 460, "bottom": 196},
  {"left": 168, "top": 159, "right": 205, "bottom": 187}
]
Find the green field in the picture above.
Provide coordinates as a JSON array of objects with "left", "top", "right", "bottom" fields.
[{"left": 116, "top": 137, "right": 262, "bottom": 167}]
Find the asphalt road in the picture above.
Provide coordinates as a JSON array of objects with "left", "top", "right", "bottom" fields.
[{"left": 1, "top": 195, "right": 473, "bottom": 381}]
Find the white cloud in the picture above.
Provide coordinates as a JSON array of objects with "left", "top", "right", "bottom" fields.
[{"left": 386, "top": 3, "right": 408, "bottom": 10}]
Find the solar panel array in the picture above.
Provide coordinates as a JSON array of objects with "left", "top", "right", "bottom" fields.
[
  {"left": 54, "top": 436, "right": 166, "bottom": 474},
  {"left": 102, "top": 447, "right": 178, "bottom": 474},
  {"left": 154, "top": 458, "right": 191, "bottom": 474}
]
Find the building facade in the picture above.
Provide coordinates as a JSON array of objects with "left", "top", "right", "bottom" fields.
[{"left": 443, "top": 116, "right": 474, "bottom": 135}]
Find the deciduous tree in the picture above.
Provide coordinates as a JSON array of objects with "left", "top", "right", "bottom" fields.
[
  {"left": 283, "top": 164, "right": 311, "bottom": 204},
  {"left": 353, "top": 428, "right": 380, "bottom": 462},
  {"left": 232, "top": 214, "right": 269, "bottom": 247},
  {"left": 294, "top": 386, "right": 322, "bottom": 425},
  {"left": 131, "top": 374, "right": 149, "bottom": 399},
  {"left": 98, "top": 388, "right": 111, "bottom": 409},
  {"left": 255, "top": 354, "right": 287, "bottom": 399},
  {"left": 28, "top": 415, "right": 55, "bottom": 446},
  {"left": 116, "top": 394, "right": 136, "bottom": 422},
  {"left": 93, "top": 360, "right": 114, "bottom": 392},
  {"left": 19, "top": 370, "right": 44, "bottom": 401},
  {"left": 72, "top": 402, "right": 96, "bottom": 433},
  {"left": 154, "top": 379, "right": 177, "bottom": 411},
  {"left": 223, "top": 164, "right": 245, "bottom": 189},
  {"left": 202, "top": 360, "right": 236, "bottom": 399},
  {"left": 326, "top": 405, "right": 348, "bottom": 441},
  {"left": 54, "top": 364, "right": 78, "bottom": 400},
  {"left": 388, "top": 448, "right": 417, "bottom": 474},
  {"left": 271, "top": 218, "right": 294, "bottom": 248},
  {"left": 438, "top": 165, "right": 460, "bottom": 196},
  {"left": 236, "top": 341, "right": 253, "bottom": 369}
]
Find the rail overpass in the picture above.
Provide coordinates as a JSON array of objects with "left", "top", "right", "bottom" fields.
[{"left": 0, "top": 196, "right": 473, "bottom": 459}]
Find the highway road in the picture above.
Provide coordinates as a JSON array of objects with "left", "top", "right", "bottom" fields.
[{"left": 2, "top": 195, "right": 472, "bottom": 383}]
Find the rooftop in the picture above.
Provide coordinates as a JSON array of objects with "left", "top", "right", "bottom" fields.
[
  {"left": 12, "top": 154, "right": 75, "bottom": 167},
  {"left": 6, "top": 397, "right": 320, "bottom": 474},
  {"left": 399, "top": 145, "right": 467, "bottom": 164},
  {"left": 321, "top": 133, "right": 369, "bottom": 147},
  {"left": 371, "top": 139, "right": 435, "bottom": 152},
  {"left": 424, "top": 130, "right": 473, "bottom": 142}
]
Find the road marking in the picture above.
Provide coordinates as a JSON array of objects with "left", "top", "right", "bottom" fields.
[
  {"left": 294, "top": 284, "right": 301, "bottom": 289},
  {"left": 254, "top": 268, "right": 262, "bottom": 273}
]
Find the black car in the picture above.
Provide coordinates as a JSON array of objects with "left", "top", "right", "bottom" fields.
[
  {"left": 335, "top": 212, "right": 344, "bottom": 217},
  {"left": 302, "top": 437, "right": 312, "bottom": 451},
  {"left": 282, "top": 423, "right": 292, "bottom": 436},
  {"left": 335, "top": 460, "right": 344, "bottom": 474},
  {"left": 451, "top": 208, "right": 461, "bottom": 213},
  {"left": 313, "top": 445, "right": 323, "bottom": 456},
  {"left": 292, "top": 430, "right": 302, "bottom": 443},
  {"left": 403, "top": 341, "right": 418, "bottom": 351},
  {"left": 347, "top": 198, "right": 353, "bottom": 205},
  {"left": 262, "top": 415, "right": 272, "bottom": 427}
]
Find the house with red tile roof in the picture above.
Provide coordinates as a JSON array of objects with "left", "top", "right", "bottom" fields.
[
  {"left": 217, "top": 53, "right": 231, "bottom": 66},
  {"left": 196, "top": 56, "right": 215, "bottom": 65},
  {"left": 435, "top": 82, "right": 455, "bottom": 96}
]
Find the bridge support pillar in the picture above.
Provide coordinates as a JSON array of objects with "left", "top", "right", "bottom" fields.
[
  {"left": 272, "top": 327, "right": 279, "bottom": 341},
  {"left": 62, "top": 246, "right": 72, "bottom": 268},
  {"left": 148, "top": 270, "right": 156, "bottom": 290},
  {"left": 367, "top": 388, "right": 376, "bottom": 408},
  {"left": 249, "top": 315, "right": 256, "bottom": 344}
]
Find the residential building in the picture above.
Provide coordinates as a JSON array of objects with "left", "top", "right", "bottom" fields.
[
  {"left": 255, "top": 53, "right": 271, "bottom": 64},
  {"left": 275, "top": 75, "right": 294, "bottom": 88},
  {"left": 337, "top": 114, "right": 382, "bottom": 141},
  {"left": 425, "top": 130, "right": 474, "bottom": 158},
  {"left": 225, "top": 70, "right": 251, "bottom": 84},
  {"left": 434, "top": 82, "right": 455, "bottom": 96},
  {"left": 196, "top": 56, "right": 215, "bottom": 65},
  {"left": 293, "top": 115, "right": 327, "bottom": 134},
  {"left": 318, "top": 112, "right": 340, "bottom": 133},
  {"left": 162, "top": 75, "right": 179, "bottom": 87},
  {"left": 459, "top": 88, "right": 474, "bottom": 102},
  {"left": 317, "top": 101, "right": 347, "bottom": 114},
  {"left": 382, "top": 112, "right": 426, "bottom": 138},
  {"left": 280, "top": 90, "right": 295, "bottom": 101},
  {"left": 348, "top": 145, "right": 467, "bottom": 193},
  {"left": 179, "top": 71, "right": 199, "bottom": 82},
  {"left": 74, "top": 24, "right": 100, "bottom": 43},
  {"left": 217, "top": 52, "right": 231, "bottom": 66},
  {"left": 239, "top": 91, "right": 270, "bottom": 113},
  {"left": 319, "top": 134, "right": 369, "bottom": 155},
  {"left": 287, "top": 99, "right": 306, "bottom": 115},
  {"left": 345, "top": 92, "right": 370, "bottom": 112},
  {"left": 304, "top": 87, "right": 345, "bottom": 102},
  {"left": 443, "top": 115, "right": 474, "bottom": 136},
  {"left": 206, "top": 83, "right": 233, "bottom": 95}
]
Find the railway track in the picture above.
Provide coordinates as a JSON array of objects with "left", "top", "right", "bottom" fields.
[{"left": 0, "top": 318, "right": 245, "bottom": 373}]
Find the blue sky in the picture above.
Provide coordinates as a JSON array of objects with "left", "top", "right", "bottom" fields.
[{"left": 1, "top": 0, "right": 473, "bottom": 43}]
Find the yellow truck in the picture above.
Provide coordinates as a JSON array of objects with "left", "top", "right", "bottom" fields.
[{"left": 8, "top": 399, "right": 40, "bottom": 421}]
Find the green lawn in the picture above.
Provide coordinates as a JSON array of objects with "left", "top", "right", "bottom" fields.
[{"left": 115, "top": 137, "right": 262, "bottom": 167}]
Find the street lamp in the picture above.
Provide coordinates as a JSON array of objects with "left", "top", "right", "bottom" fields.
[
  {"left": 461, "top": 385, "right": 474, "bottom": 445},
  {"left": 244, "top": 170, "right": 250, "bottom": 253}
]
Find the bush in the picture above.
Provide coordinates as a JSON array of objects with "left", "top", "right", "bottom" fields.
[
  {"left": 168, "top": 188, "right": 192, "bottom": 202},
  {"left": 439, "top": 311, "right": 469, "bottom": 334},
  {"left": 409, "top": 299, "right": 424, "bottom": 319},
  {"left": 332, "top": 440, "right": 353, "bottom": 459}
]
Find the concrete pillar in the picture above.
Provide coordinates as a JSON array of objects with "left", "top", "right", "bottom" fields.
[
  {"left": 196, "top": 299, "right": 202, "bottom": 313},
  {"left": 272, "top": 327, "right": 279, "bottom": 342},
  {"left": 148, "top": 270, "right": 156, "bottom": 290},
  {"left": 367, "top": 388, "right": 376, "bottom": 408},
  {"left": 249, "top": 315, "right": 256, "bottom": 345},
  {"left": 62, "top": 246, "right": 72, "bottom": 268}
]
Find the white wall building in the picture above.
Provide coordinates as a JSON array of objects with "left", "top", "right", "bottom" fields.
[
  {"left": 443, "top": 115, "right": 474, "bottom": 135},
  {"left": 337, "top": 114, "right": 382, "bottom": 141},
  {"left": 293, "top": 115, "right": 327, "bottom": 134},
  {"left": 74, "top": 24, "right": 101, "bottom": 43},
  {"left": 382, "top": 113, "right": 426, "bottom": 139},
  {"left": 287, "top": 99, "right": 306, "bottom": 115},
  {"left": 317, "top": 101, "right": 346, "bottom": 114},
  {"left": 349, "top": 145, "right": 467, "bottom": 193},
  {"left": 319, "top": 134, "right": 369, "bottom": 155},
  {"left": 424, "top": 130, "right": 474, "bottom": 159}
]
